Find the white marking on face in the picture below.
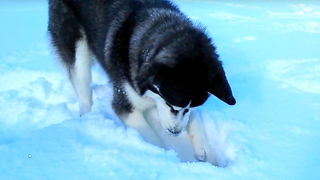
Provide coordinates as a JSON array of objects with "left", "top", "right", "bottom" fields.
[
  {"left": 153, "top": 85, "right": 160, "bottom": 92},
  {"left": 171, "top": 101, "right": 191, "bottom": 111},
  {"left": 144, "top": 90, "right": 192, "bottom": 134}
]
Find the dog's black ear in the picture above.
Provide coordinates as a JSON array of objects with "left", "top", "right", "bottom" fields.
[{"left": 207, "top": 66, "right": 236, "bottom": 105}]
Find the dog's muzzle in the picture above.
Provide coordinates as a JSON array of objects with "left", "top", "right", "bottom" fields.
[{"left": 167, "top": 128, "right": 182, "bottom": 136}]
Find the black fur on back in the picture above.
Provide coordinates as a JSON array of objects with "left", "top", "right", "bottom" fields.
[{"left": 48, "top": 0, "right": 235, "bottom": 115}]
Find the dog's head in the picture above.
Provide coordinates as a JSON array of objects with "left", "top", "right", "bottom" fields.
[{"left": 136, "top": 28, "right": 235, "bottom": 135}]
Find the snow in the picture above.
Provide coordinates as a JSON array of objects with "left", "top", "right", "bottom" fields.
[{"left": 0, "top": 0, "right": 319, "bottom": 179}]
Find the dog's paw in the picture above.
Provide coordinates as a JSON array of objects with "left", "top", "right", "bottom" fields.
[
  {"left": 194, "top": 148, "right": 207, "bottom": 162},
  {"left": 190, "top": 134, "right": 207, "bottom": 162}
]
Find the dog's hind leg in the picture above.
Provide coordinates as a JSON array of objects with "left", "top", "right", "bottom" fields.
[
  {"left": 72, "top": 38, "right": 93, "bottom": 116},
  {"left": 48, "top": 1, "right": 93, "bottom": 116}
]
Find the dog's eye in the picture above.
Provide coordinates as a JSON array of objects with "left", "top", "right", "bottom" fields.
[
  {"left": 183, "top": 109, "right": 189, "bottom": 116},
  {"left": 170, "top": 108, "right": 179, "bottom": 115}
]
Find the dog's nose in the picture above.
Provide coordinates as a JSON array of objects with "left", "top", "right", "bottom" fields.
[{"left": 167, "top": 128, "right": 182, "bottom": 136}]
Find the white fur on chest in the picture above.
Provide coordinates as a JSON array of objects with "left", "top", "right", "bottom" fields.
[{"left": 124, "top": 83, "right": 156, "bottom": 111}]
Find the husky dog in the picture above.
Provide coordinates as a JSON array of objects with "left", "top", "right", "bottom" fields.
[{"left": 48, "top": 0, "right": 236, "bottom": 164}]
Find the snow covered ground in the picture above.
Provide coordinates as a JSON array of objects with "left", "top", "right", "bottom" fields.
[{"left": 0, "top": 0, "right": 319, "bottom": 179}]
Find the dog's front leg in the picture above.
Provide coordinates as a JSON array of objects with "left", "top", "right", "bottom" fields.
[
  {"left": 121, "top": 109, "right": 164, "bottom": 147},
  {"left": 187, "top": 110, "right": 207, "bottom": 161},
  {"left": 187, "top": 110, "right": 217, "bottom": 165}
]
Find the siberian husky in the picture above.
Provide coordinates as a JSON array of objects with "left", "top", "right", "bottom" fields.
[{"left": 48, "top": 0, "right": 236, "bottom": 165}]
